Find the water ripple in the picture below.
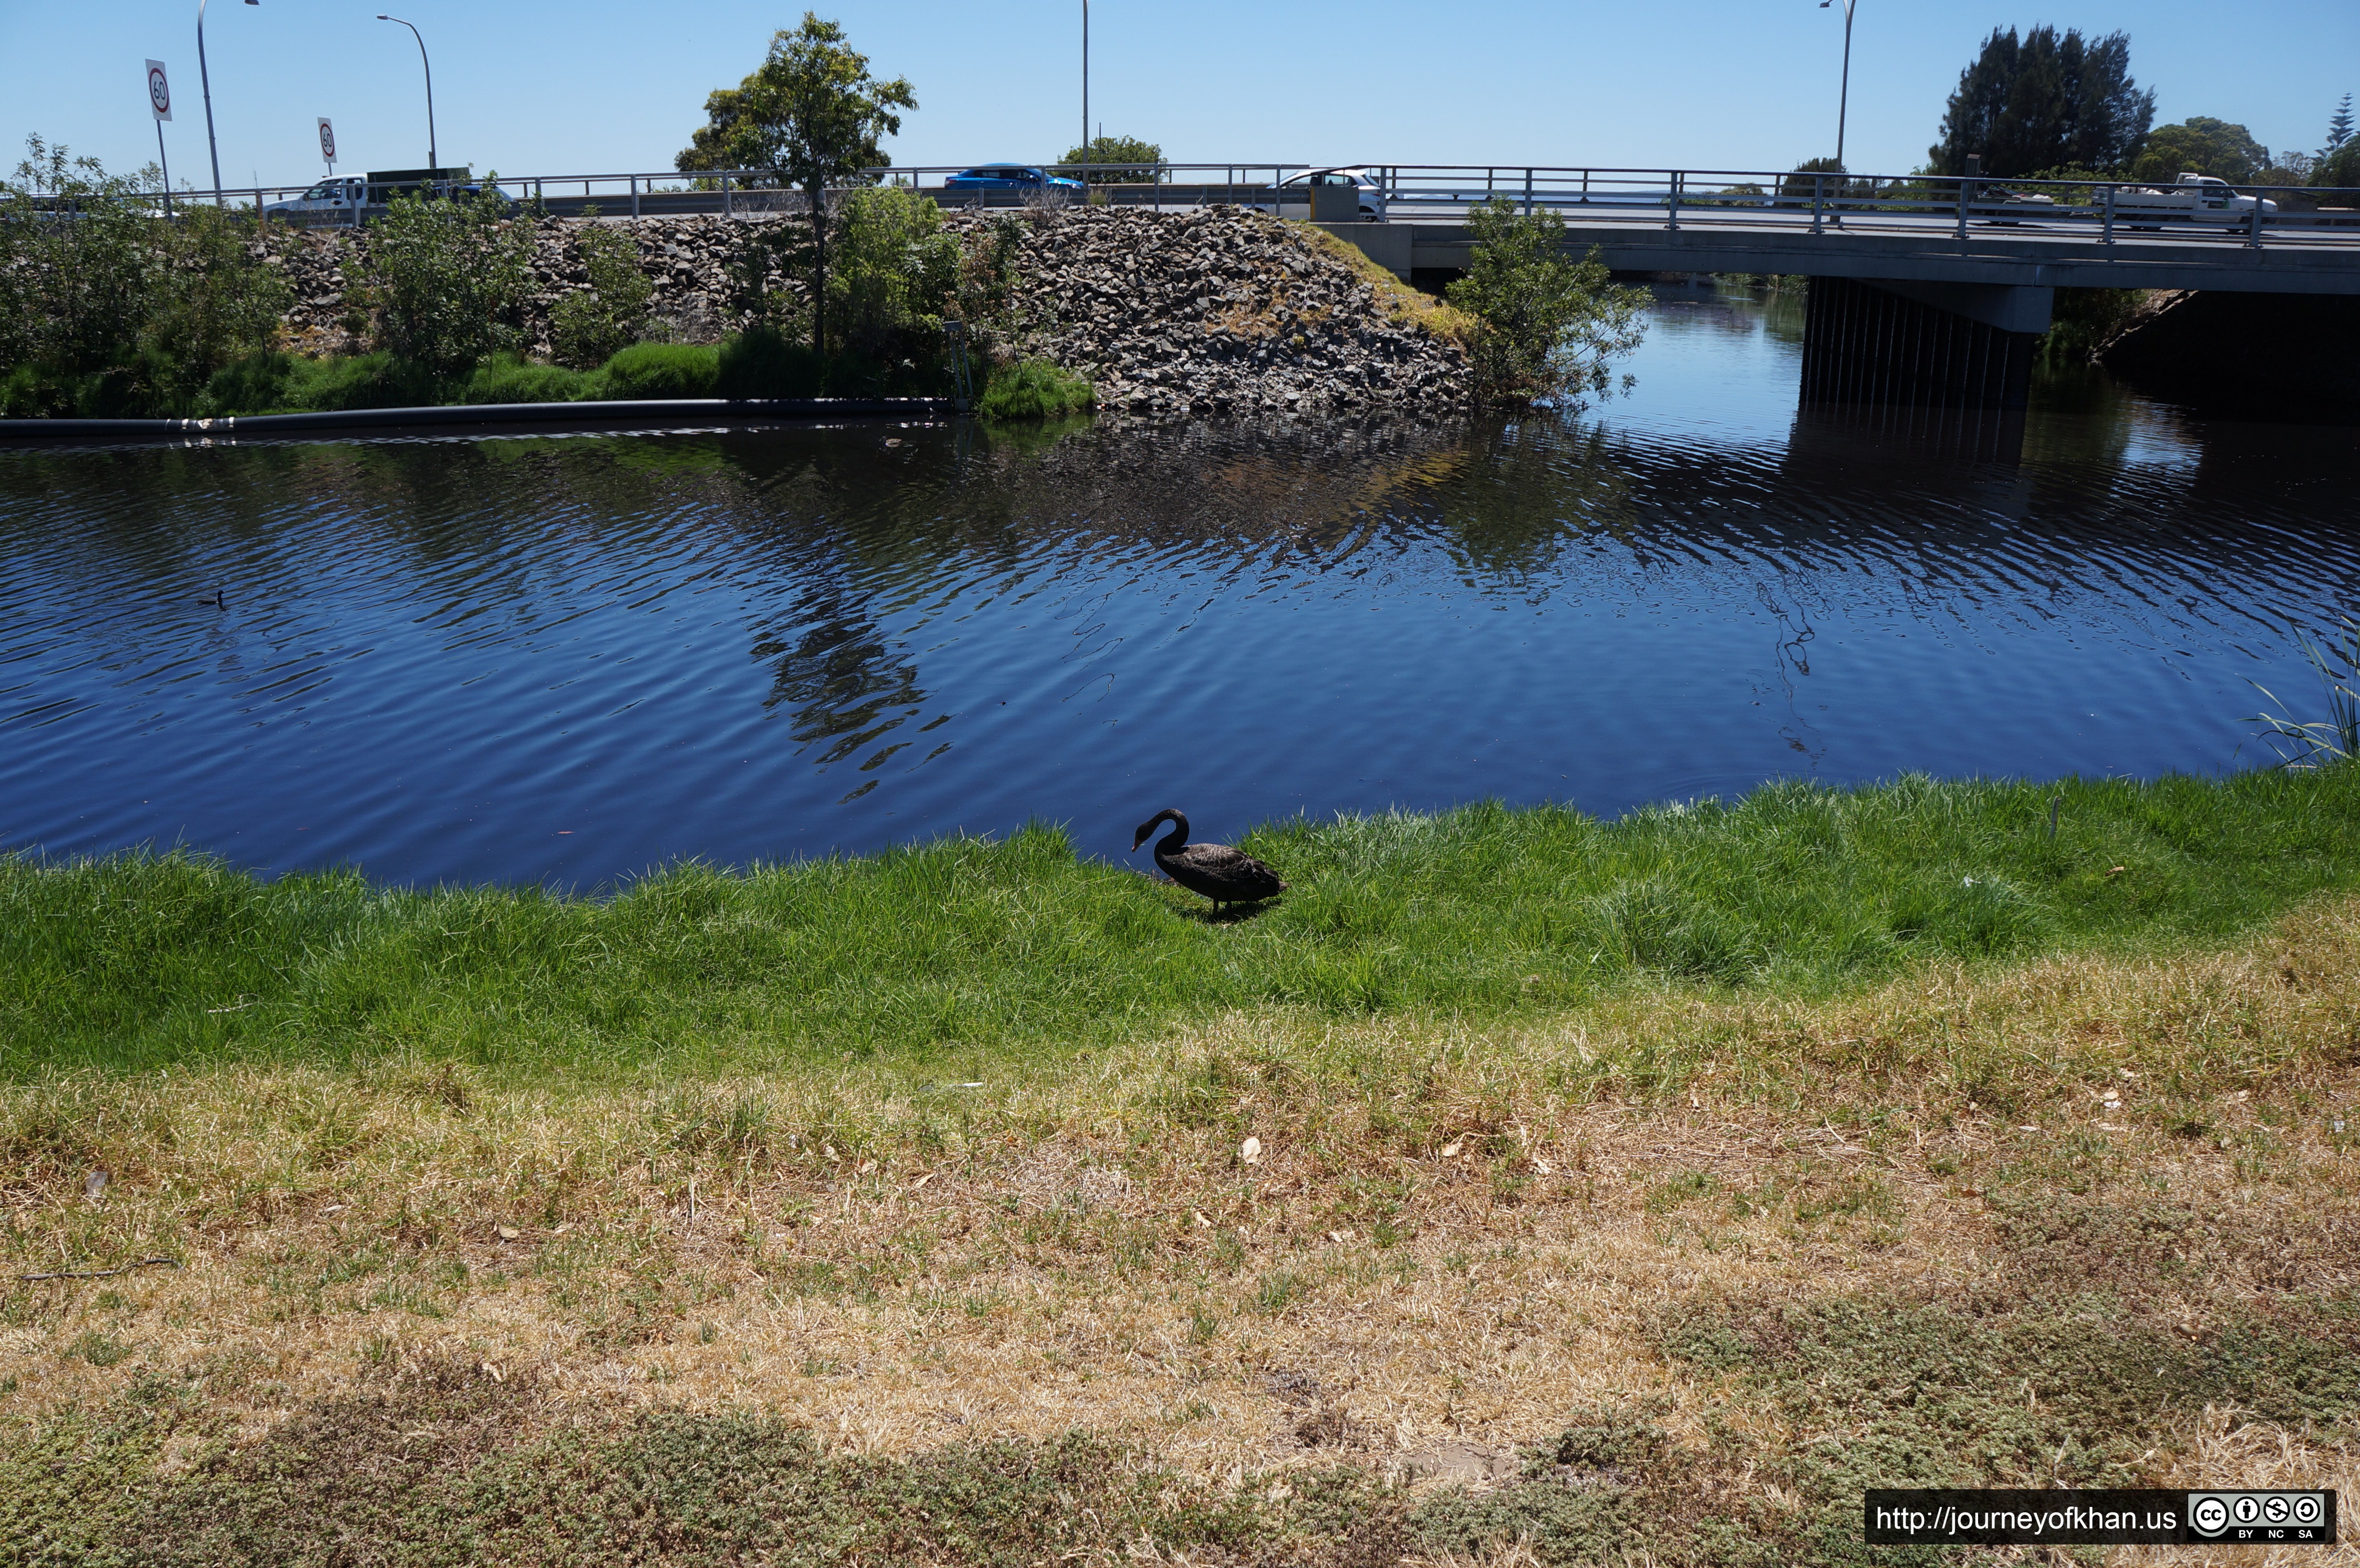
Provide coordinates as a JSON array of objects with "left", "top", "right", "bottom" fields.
[{"left": 3, "top": 298, "right": 2358, "bottom": 885}]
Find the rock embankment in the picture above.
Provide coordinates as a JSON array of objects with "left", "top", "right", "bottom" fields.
[
  {"left": 254, "top": 206, "right": 1472, "bottom": 416},
  {"left": 258, "top": 215, "right": 794, "bottom": 358},
  {"left": 950, "top": 207, "right": 1472, "bottom": 417}
]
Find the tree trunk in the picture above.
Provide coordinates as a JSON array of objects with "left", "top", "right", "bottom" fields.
[{"left": 806, "top": 176, "right": 828, "bottom": 359}]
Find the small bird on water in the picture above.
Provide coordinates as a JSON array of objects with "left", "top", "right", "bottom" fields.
[{"left": 1130, "top": 808, "right": 1286, "bottom": 918}]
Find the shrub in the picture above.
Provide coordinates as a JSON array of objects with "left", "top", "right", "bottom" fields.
[
  {"left": 279, "top": 353, "right": 445, "bottom": 411},
  {"left": 826, "top": 186, "right": 960, "bottom": 389},
  {"left": 977, "top": 358, "right": 1094, "bottom": 420},
  {"left": 601, "top": 343, "right": 720, "bottom": 399},
  {"left": 460, "top": 355, "right": 595, "bottom": 404},
  {"left": 1446, "top": 197, "right": 1648, "bottom": 410},
  {"left": 348, "top": 186, "right": 534, "bottom": 376},
  {"left": 549, "top": 220, "right": 656, "bottom": 369},
  {"left": 0, "top": 136, "right": 288, "bottom": 416},
  {"left": 198, "top": 352, "right": 297, "bottom": 415},
  {"left": 714, "top": 324, "right": 826, "bottom": 398}
]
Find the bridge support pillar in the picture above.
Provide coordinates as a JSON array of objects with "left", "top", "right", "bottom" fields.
[{"left": 1799, "top": 277, "right": 2051, "bottom": 457}]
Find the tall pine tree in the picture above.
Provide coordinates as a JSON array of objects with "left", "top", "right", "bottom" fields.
[
  {"left": 2327, "top": 94, "right": 2355, "bottom": 154},
  {"left": 1928, "top": 26, "right": 2155, "bottom": 177}
]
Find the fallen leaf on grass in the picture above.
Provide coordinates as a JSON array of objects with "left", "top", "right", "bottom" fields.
[{"left": 1240, "top": 1136, "right": 1262, "bottom": 1165}]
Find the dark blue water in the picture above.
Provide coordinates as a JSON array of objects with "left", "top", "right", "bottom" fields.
[{"left": 5, "top": 284, "right": 2358, "bottom": 887}]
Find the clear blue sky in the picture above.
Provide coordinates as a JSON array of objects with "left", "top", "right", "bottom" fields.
[{"left": 6, "top": 0, "right": 2355, "bottom": 192}]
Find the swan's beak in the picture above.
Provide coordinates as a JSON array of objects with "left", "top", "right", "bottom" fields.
[{"left": 1128, "top": 833, "right": 1145, "bottom": 852}]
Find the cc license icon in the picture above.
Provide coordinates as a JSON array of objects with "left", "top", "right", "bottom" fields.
[
  {"left": 2191, "top": 1495, "right": 2230, "bottom": 1535},
  {"left": 2294, "top": 1494, "right": 2323, "bottom": 1525}
]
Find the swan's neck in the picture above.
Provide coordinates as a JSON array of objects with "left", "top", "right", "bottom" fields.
[{"left": 1156, "top": 812, "right": 1190, "bottom": 854}]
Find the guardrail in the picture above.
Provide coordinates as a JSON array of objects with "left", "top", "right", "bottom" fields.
[{"left": 61, "top": 162, "right": 2360, "bottom": 252}]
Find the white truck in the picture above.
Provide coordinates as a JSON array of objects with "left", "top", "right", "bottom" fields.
[
  {"left": 2111, "top": 172, "right": 2279, "bottom": 227},
  {"left": 264, "top": 175, "right": 369, "bottom": 220},
  {"left": 263, "top": 168, "right": 498, "bottom": 224}
]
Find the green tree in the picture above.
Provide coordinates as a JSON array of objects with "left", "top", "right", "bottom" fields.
[
  {"left": 2326, "top": 94, "right": 2355, "bottom": 155},
  {"left": 350, "top": 186, "right": 535, "bottom": 376},
  {"left": 1058, "top": 135, "right": 1164, "bottom": 184},
  {"left": 1445, "top": 197, "right": 1647, "bottom": 410},
  {"left": 2130, "top": 118, "right": 2269, "bottom": 184},
  {"left": 2316, "top": 140, "right": 2360, "bottom": 191},
  {"left": 675, "top": 13, "right": 914, "bottom": 359},
  {"left": 1928, "top": 26, "right": 2154, "bottom": 177}
]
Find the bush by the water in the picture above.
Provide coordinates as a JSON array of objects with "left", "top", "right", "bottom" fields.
[
  {"left": 347, "top": 185, "right": 536, "bottom": 376},
  {"left": 1449, "top": 197, "right": 1648, "bottom": 410},
  {"left": 714, "top": 323, "right": 828, "bottom": 398},
  {"left": 978, "top": 358, "right": 1095, "bottom": 419},
  {"left": 0, "top": 137, "right": 288, "bottom": 417},
  {"left": 549, "top": 218, "right": 657, "bottom": 369},
  {"left": 602, "top": 342, "right": 720, "bottom": 399}
]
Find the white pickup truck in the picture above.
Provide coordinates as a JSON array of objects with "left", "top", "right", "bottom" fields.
[
  {"left": 2112, "top": 172, "right": 2279, "bottom": 227},
  {"left": 265, "top": 176, "right": 369, "bottom": 220}
]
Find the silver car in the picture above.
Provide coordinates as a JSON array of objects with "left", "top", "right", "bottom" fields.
[{"left": 1252, "top": 167, "right": 1387, "bottom": 221}]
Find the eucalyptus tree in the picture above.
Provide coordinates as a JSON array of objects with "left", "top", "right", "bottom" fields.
[{"left": 677, "top": 14, "right": 914, "bottom": 358}]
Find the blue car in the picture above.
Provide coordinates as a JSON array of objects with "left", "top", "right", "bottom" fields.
[{"left": 943, "top": 164, "right": 1087, "bottom": 196}]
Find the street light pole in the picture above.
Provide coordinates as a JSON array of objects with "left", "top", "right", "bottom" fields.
[
  {"left": 1081, "top": 0, "right": 1089, "bottom": 169},
  {"left": 378, "top": 14, "right": 437, "bottom": 171},
  {"left": 197, "top": 0, "right": 258, "bottom": 207},
  {"left": 1818, "top": 0, "right": 1856, "bottom": 171}
]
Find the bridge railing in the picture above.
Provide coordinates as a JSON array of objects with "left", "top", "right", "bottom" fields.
[
  {"left": 1363, "top": 165, "right": 2360, "bottom": 250},
  {"left": 107, "top": 163, "right": 2360, "bottom": 251}
]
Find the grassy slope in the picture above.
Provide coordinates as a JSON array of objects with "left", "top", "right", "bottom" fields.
[
  {"left": 6, "top": 772, "right": 2359, "bottom": 1565},
  {"left": 6, "top": 769, "right": 2358, "bottom": 1080}
]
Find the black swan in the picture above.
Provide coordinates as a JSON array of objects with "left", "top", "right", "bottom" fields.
[{"left": 1130, "top": 808, "right": 1286, "bottom": 916}]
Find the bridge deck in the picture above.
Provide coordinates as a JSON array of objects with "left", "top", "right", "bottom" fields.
[{"left": 1382, "top": 209, "right": 2360, "bottom": 294}]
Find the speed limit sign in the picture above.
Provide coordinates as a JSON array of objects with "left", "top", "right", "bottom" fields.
[
  {"left": 317, "top": 118, "right": 336, "bottom": 164},
  {"left": 146, "top": 60, "right": 172, "bottom": 121}
]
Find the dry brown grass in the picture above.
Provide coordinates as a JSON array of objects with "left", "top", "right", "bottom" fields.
[
  {"left": 1294, "top": 222, "right": 1476, "bottom": 345},
  {"left": 7, "top": 900, "right": 2360, "bottom": 1560}
]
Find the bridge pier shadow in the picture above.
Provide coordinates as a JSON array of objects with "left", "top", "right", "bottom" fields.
[{"left": 1799, "top": 277, "right": 2046, "bottom": 462}]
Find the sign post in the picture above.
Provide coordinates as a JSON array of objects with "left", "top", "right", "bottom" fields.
[
  {"left": 146, "top": 59, "right": 173, "bottom": 214},
  {"left": 317, "top": 117, "right": 336, "bottom": 174}
]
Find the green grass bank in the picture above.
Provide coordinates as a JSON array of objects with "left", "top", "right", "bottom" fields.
[{"left": 9, "top": 767, "right": 2358, "bottom": 1081}]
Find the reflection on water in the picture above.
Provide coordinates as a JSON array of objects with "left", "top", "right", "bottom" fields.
[{"left": 3, "top": 283, "right": 2357, "bottom": 887}]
